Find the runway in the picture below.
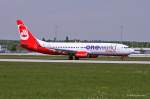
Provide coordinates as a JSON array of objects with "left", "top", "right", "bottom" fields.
[{"left": 0, "top": 59, "right": 150, "bottom": 64}]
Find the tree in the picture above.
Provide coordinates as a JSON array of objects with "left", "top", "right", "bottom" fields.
[
  {"left": 65, "top": 36, "right": 69, "bottom": 42},
  {"left": 54, "top": 37, "right": 56, "bottom": 42},
  {"left": 47, "top": 39, "right": 51, "bottom": 42},
  {"left": 42, "top": 37, "right": 46, "bottom": 41},
  {"left": 10, "top": 43, "right": 17, "bottom": 52}
]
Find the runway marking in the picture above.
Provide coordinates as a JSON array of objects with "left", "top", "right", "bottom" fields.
[
  {"left": 0, "top": 59, "right": 150, "bottom": 64},
  {"left": 127, "top": 94, "right": 146, "bottom": 97}
]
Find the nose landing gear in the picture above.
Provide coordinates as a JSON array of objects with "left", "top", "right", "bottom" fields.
[{"left": 120, "top": 55, "right": 128, "bottom": 60}]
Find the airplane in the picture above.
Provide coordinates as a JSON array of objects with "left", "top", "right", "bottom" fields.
[{"left": 16, "top": 20, "right": 134, "bottom": 60}]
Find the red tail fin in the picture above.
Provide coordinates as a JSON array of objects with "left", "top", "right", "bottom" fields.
[{"left": 17, "top": 20, "right": 40, "bottom": 51}]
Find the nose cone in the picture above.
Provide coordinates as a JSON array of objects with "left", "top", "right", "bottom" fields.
[{"left": 129, "top": 48, "right": 135, "bottom": 54}]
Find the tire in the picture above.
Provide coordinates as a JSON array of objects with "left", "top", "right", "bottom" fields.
[
  {"left": 68, "top": 55, "right": 73, "bottom": 60},
  {"left": 75, "top": 56, "right": 79, "bottom": 60}
]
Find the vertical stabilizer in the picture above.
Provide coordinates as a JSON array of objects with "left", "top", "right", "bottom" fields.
[{"left": 17, "top": 20, "right": 40, "bottom": 50}]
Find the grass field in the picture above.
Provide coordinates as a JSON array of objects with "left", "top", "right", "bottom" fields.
[
  {"left": 0, "top": 62, "right": 150, "bottom": 99},
  {"left": 0, "top": 55, "right": 150, "bottom": 61}
]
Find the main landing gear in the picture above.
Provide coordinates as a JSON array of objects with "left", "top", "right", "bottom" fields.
[
  {"left": 68, "top": 55, "right": 73, "bottom": 60},
  {"left": 68, "top": 55, "right": 79, "bottom": 60},
  {"left": 120, "top": 56, "right": 128, "bottom": 60},
  {"left": 75, "top": 56, "right": 79, "bottom": 60}
]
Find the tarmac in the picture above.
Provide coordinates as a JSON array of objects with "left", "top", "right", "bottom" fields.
[{"left": 0, "top": 59, "right": 150, "bottom": 64}]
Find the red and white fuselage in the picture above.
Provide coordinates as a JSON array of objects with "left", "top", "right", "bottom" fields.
[{"left": 17, "top": 20, "right": 134, "bottom": 60}]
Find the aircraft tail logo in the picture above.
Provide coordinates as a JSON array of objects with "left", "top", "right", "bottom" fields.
[
  {"left": 17, "top": 20, "right": 30, "bottom": 40},
  {"left": 20, "top": 29, "right": 29, "bottom": 40},
  {"left": 16, "top": 20, "right": 40, "bottom": 50}
]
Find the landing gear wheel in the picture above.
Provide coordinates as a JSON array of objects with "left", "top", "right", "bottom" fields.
[
  {"left": 75, "top": 57, "right": 79, "bottom": 60},
  {"left": 68, "top": 56, "right": 73, "bottom": 60},
  {"left": 120, "top": 56, "right": 128, "bottom": 61}
]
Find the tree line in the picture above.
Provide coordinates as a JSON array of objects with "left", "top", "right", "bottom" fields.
[{"left": 0, "top": 39, "right": 150, "bottom": 52}]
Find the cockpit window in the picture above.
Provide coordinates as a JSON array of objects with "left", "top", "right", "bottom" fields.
[{"left": 124, "top": 47, "right": 128, "bottom": 48}]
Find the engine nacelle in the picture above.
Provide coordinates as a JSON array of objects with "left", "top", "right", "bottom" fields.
[{"left": 75, "top": 51, "right": 88, "bottom": 58}]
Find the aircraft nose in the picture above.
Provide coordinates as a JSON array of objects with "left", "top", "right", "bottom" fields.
[{"left": 129, "top": 48, "right": 135, "bottom": 54}]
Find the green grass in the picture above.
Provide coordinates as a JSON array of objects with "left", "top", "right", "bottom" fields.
[
  {"left": 0, "top": 55, "right": 150, "bottom": 61},
  {"left": 0, "top": 62, "right": 150, "bottom": 99},
  {"left": 0, "top": 55, "right": 67, "bottom": 60}
]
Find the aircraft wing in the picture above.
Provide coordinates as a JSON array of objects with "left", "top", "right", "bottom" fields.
[
  {"left": 49, "top": 48, "right": 91, "bottom": 54},
  {"left": 52, "top": 48, "right": 76, "bottom": 53}
]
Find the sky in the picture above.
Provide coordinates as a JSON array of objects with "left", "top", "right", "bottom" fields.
[{"left": 0, "top": 0, "right": 150, "bottom": 41}]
